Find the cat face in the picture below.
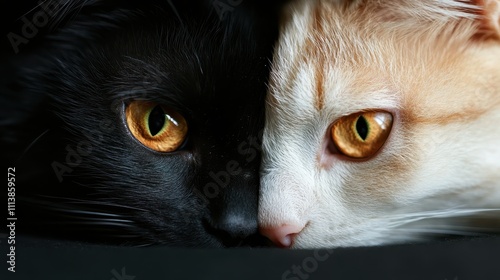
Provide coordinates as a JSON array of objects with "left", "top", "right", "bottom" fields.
[
  {"left": 2, "top": 0, "right": 279, "bottom": 247},
  {"left": 259, "top": 0, "right": 500, "bottom": 248}
]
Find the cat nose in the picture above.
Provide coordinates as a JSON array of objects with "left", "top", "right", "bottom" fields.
[{"left": 260, "top": 224, "right": 304, "bottom": 248}]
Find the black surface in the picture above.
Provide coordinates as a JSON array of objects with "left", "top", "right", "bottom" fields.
[{"left": 1, "top": 235, "right": 500, "bottom": 280}]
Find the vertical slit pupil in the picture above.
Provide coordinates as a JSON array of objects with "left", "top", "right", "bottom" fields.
[
  {"left": 356, "top": 115, "right": 369, "bottom": 140},
  {"left": 148, "top": 105, "right": 166, "bottom": 136}
]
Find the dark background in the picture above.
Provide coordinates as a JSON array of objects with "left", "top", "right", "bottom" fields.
[{"left": 1, "top": 235, "right": 500, "bottom": 280}]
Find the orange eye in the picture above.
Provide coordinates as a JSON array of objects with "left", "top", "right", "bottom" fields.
[
  {"left": 125, "top": 101, "right": 188, "bottom": 152},
  {"left": 331, "top": 111, "right": 393, "bottom": 159}
]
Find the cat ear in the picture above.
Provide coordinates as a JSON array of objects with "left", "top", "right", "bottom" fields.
[{"left": 471, "top": 0, "right": 500, "bottom": 40}]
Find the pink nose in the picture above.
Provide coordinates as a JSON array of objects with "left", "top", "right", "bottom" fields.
[{"left": 260, "top": 224, "right": 305, "bottom": 248}]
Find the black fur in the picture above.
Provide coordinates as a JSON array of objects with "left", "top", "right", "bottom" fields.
[{"left": 1, "top": 0, "right": 281, "bottom": 247}]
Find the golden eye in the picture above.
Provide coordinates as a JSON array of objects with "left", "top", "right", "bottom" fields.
[
  {"left": 125, "top": 101, "right": 188, "bottom": 152},
  {"left": 331, "top": 111, "right": 393, "bottom": 159}
]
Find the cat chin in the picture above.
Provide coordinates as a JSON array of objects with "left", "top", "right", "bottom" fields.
[
  {"left": 290, "top": 214, "right": 500, "bottom": 249},
  {"left": 288, "top": 221, "right": 416, "bottom": 248},
  {"left": 286, "top": 190, "right": 500, "bottom": 248}
]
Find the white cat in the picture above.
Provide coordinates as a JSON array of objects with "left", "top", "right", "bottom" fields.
[{"left": 259, "top": 0, "right": 500, "bottom": 248}]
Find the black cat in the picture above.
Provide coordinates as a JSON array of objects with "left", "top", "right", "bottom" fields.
[{"left": 0, "top": 0, "right": 281, "bottom": 247}]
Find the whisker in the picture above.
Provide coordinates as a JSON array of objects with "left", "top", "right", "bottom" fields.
[
  {"left": 166, "top": 0, "right": 185, "bottom": 28},
  {"left": 394, "top": 227, "right": 489, "bottom": 236},
  {"left": 387, "top": 207, "right": 500, "bottom": 227},
  {"left": 17, "top": 1, "right": 50, "bottom": 20},
  {"left": 32, "top": 194, "right": 148, "bottom": 212},
  {"left": 17, "top": 129, "right": 50, "bottom": 161},
  {"left": 385, "top": 207, "right": 500, "bottom": 241}
]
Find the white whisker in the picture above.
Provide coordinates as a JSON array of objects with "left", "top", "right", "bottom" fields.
[{"left": 383, "top": 207, "right": 500, "bottom": 241}]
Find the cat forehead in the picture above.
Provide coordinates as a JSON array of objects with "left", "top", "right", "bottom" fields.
[
  {"left": 268, "top": 63, "right": 399, "bottom": 120},
  {"left": 268, "top": 0, "right": 486, "bottom": 119},
  {"left": 273, "top": 0, "right": 480, "bottom": 71}
]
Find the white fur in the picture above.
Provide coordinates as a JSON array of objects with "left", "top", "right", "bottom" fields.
[{"left": 260, "top": 0, "right": 500, "bottom": 248}]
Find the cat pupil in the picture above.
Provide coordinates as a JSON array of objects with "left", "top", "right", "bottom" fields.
[
  {"left": 356, "top": 116, "right": 369, "bottom": 141},
  {"left": 148, "top": 105, "right": 166, "bottom": 136}
]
